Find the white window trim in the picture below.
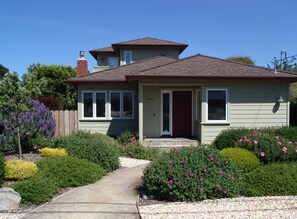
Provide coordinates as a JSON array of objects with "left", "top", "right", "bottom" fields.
[
  {"left": 196, "top": 89, "right": 201, "bottom": 121},
  {"left": 160, "top": 90, "right": 173, "bottom": 136},
  {"left": 206, "top": 88, "right": 228, "bottom": 123},
  {"left": 82, "top": 91, "right": 107, "bottom": 120},
  {"left": 109, "top": 91, "right": 134, "bottom": 120},
  {"left": 124, "top": 51, "right": 132, "bottom": 65}
]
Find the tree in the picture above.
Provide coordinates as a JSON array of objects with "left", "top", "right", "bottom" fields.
[
  {"left": 0, "top": 72, "right": 30, "bottom": 157},
  {"left": 22, "top": 63, "right": 77, "bottom": 110},
  {"left": 0, "top": 64, "right": 9, "bottom": 80},
  {"left": 226, "top": 56, "right": 255, "bottom": 66}
]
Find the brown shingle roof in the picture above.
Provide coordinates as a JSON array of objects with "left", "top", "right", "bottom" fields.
[
  {"left": 67, "top": 54, "right": 297, "bottom": 84},
  {"left": 127, "top": 54, "right": 297, "bottom": 80},
  {"left": 90, "top": 46, "right": 114, "bottom": 52},
  {"left": 67, "top": 56, "right": 178, "bottom": 83}
]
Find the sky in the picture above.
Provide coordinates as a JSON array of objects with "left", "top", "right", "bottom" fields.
[{"left": 1, "top": 0, "right": 297, "bottom": 77}]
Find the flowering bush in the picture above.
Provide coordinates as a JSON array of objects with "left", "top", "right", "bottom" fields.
[
  {"left": 0, "top": 100, "right": 56, "bottom": 152},
  {"left": 5, "top": 160, "right": 38, "bottom": 180},
  {"left": 236, "top": 129, "right": 297, "bottom": 163},
  {"left": 40, "top": 148, "right": 67, "bottom": 157},
  {"left": 242, "top": 163, "right": 297, "bottom": 196},
  {"left": 117, "top": 130, "right": 139, "bottom": 147},
  {"left": 143, "top": 147, "right": 242, "bottom": 202},
  {"left": 123, "top": 141, "right": 161, "bottom": 161}
]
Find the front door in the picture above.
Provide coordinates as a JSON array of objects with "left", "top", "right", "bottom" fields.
[{"left": 173, "top": 91, "right": 192, "bottom": 137}]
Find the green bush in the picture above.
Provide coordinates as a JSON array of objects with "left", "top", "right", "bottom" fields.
[
  {"left": 275, "top": 126, "right": 297, "bottom": 142},
  {"left": 5, "top": 160, "right": 38, "bottom": 180},
  {"left": 0, "top": 152, "right": 4, "bottom": 185},
  {"left": 117, "top": 130, "right": 139, "bottom": 146},
  {"left": 29, "top": 134, "right": 55, "bottom": 151},
  {"left": 143, "top": 147, "right": 242, "bottom": 202},
  {"left": 242, "top": 163, "right": 297, "bottom": 196},
  {"left": 236, "top": 130, "right": 297, "bottom": 163},
  {"left": 124, "top": 142, "right": 161, "bottom": 161},
  {"left": 36, "top": 156, "right": 106, "bottom": 187},
  {"left": 212, "top": 128, "right": 250, "bottom": 150},
  {"left": 12, "top": 174, "right": 59, "bottom": 205},
  {"left": 54, "top": 131, "right": 120, "bottom": 172},
  {"left": 12, "top": 156, "right": 106, "bottom": 205},
  {"left": 220, "top": 148, "right": 260, "bottom": 173}
]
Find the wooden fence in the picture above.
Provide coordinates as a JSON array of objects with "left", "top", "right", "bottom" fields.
[{"left": 51, "top": 110, "right": 78, "bottom": 137}]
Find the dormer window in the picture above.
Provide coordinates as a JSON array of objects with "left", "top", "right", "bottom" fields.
[{"left": 124, "top": 51, "right": 132, "bottom": 65}]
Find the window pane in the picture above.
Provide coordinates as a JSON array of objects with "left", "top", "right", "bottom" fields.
[
  {"left": 163, "top": 93, "right": 170, "bottom": 132},
  {"left": 208, "top": 90, "right": 226, "bottom": 120},
  {"left": 83, "top": 93, "right": 93, "bottom": 118},
  {"left": 123, "top": 92, "right": 133, "bottom": 118},
  {"left": 111, "top": 93, "right": 120, "bottom": 117},
  {"left": 125, "top": 52, "right": 131, "bottom": 64},
  {"left": 96, "top": 92, "right": 105, "bottom": 117}
]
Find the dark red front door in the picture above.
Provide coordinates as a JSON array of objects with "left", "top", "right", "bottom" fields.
[{"left": 173, "top": 91, "right": 192, "bottom": 137}]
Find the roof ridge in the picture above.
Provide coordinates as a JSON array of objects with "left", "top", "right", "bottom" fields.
[
  {"left": 89, "top": 46, "right": 113, "bottom": 52},
  {"left": 112, "top": 37, "right": 187, "bottom": 46},
  {"left": 71, "top": 56, "right": 177, "bottom": 79}
]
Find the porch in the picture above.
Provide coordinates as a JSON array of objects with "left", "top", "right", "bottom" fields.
[{"left": 143, "top": 138, "right": 200, "bottom": 150}]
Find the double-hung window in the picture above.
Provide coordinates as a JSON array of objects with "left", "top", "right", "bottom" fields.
[
  {"left": 206, "top": 89, "right": 228, "bottom": 122},
  {"left": 110, "top": 91, "right": 134, "bottom": 119},
  {"left": 83, "top": 91, "right": 106, "bottom": 119}
]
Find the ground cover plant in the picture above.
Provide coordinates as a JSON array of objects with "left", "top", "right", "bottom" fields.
[
  {"left": 143, "top": 147, "right": 242, "bottom": 202},
  {"left": 40, "top": 147, "right": 67, "bottom": 157},
  {"left": 12, "top": 156, "right": 106, "bottom": 205},
  {"left": 5, "top": 160, "right": 38, "bottom": 180}
]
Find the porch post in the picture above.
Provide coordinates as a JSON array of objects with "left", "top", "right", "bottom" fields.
[{"left": 138, "top": 83, "right": 144, "bottom": 143}]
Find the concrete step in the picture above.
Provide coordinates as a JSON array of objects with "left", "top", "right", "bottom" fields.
[{"left": 143, "top": 138, "right": 199, "bottom": 149}]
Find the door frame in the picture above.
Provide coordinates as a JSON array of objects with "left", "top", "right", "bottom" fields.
[{"left": 160, "top": 89, "right": 194, "bottom": 137}]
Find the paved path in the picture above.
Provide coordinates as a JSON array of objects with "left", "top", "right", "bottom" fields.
[{"left": 23, "top": 164, "right": 147, "bottom": 219}]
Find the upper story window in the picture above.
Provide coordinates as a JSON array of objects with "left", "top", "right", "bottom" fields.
[
  {"left": 108, "top": 57, "right": 119, "bottom": 68},
  {"left": 206, "top": 89, "right": 228, "bottom": 122},
  {"left": 124, "top": 51, "right": 132, "bottom": 65},
  {"left": 82, "top": 91, "right": 106, "bottom": 119}
]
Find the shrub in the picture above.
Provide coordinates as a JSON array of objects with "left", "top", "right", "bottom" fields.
[
  {"left": 124, "top": 142, "right": 161, "bottom": 161},
  {"left": 237, "top": 130, "right": 297, "bottom": 163},
  {"left": 212, "top": 128, "right": 250, "bottom": 150},
  {"left": 54, "top": 131, "right": 119, "bottom": 172},
  {"left": 0, "top": 152, "right": 4, "bottom": 185},
  {"left": 5, "top": 160, "right": 38, "bottom": 180},
  {"left": 220, "top": 148, "right": 260, "bottom": 173},
  {"left": 12, "top": 174, "right": 58, "bottom": 205},
  {"left": 40, "top": 148, "right": 67, "bottom": 157},
  {"left": 117, "top": 130, "right": 139, "bottom": 146},
  {"left": 275, "top": 126, "right": 297, "bottom": 142},
  {"left": 242, "top": 163, "right": 297, "bottom": 196},
  {"left": 143, "top": 147, "right": 242, "bottom": 202},
  {"left": 28, "top": 134, "right": 55, "bottom": 152},
  {"left": 36, "top": 156, "right": 106, "bottom": 187}
]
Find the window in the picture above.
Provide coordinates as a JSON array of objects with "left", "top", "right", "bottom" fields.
[
  {"left": 108, "top": 57, "right": 119, "bottom": 68},
  {"left": 206, "top": 89, "right": 227, "bottom": 122},
  {"left": 82, "top": 91, "right": 106, "bottom": 119},
  {"left": 110, "top": 91, "right": 134, "bottom": 119},
  {"left": 124, "top": 51, "right": 132, "bottom": 64}
]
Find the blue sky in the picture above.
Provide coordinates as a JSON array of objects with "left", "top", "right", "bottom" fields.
[{"left": 1, "top": 0, "right": 296, "bottom": 76}]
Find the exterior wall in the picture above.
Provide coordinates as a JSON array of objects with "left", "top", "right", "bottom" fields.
[
  {"left": 120, "top": 49, "right": 179, "bottom": 65},
  {"left": 78, "top": 82, "right": 138, "bottom": 136},
  {"left": 200, "top": 80, "right": 289, "bottom": 144}
]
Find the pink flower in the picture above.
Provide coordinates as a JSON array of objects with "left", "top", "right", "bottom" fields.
[
  {"left": 169, "top": 179, "right": 173, "bottom": 185},
  {"left": 203, "top": 168, "right": 207, "bottom": 173},
  {"left": 218, "top": 170, "right": 223, "bottom": 175},
  {"left": 295, "top": 149, "right": 297, "bottom": 153},
  {"left": 238, "top": 177, "right": 241, "bottom": 181},
  {"left": 282, "top": 147, "right": 287, "bottom": 153},
  {"left": 210, "top": 157, "right": 215, "bottom": 161},
  {"left": 260, "top": 152, "right": 265, "bottom": 157},
  {"left": 225, "top": 161, "right": 229, "bottom": 165},
  {"left": 227, "top": 174, "right": 231, "bottom": 178},
  {"left": 216, "top": 161, "right": 220, "bottom": 165},
  {"left": 253, "top": 140, "right": 258, "bottom": 145},
  {"left": 216, "top": 184, "right": 221, "bottom": 188},
  {"left": 199, "top": 187, "right": 204, "bottom": 191},
  {"left": 169, "top": 160, "right": 173, "bottom": 165},
  {"left": 271, "top": 129, "right": 275, "bottom": 133},
  {"left": 200, "top": 178, "right": 204, "bottom": 182},
  {"left": 252, "top": 131, "right": 257, "bottom": 136},
  {"left": 190, "top": 173, "right": 194, "bottom": 177},
  {"left": 223, "top": 189, "right": 227, "bottom": 194},
  {"left": 277, "top": 142, "right": 282, "bottom": 147},
  {"left": 181, "top": 160, "right": 185, "bottom": 164},
  {"left": 231, "top": 176, "right": 234, "bottom": 180},
  {"left": 184, "top": 171, "right": 188, "bottom": 176},
  {"left": 33, "top": 146, "right": 37, "bottom": 149},
  {"left": 275, "top": 136, "right": 279, "bottom": 139},
  {"left": 208, "top": 154, "right": 213, "bottom": 157},
  {"left": 176, "top": 182, "right": 179, "bottom": 186}
]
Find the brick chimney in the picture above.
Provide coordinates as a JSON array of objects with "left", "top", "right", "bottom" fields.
[{"left": 77, "top": 51, "right": 88, "bottom": 77}]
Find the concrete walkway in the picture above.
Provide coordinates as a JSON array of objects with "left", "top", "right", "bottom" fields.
[{"left": 23, "top": 164, "right": 147, "bottom": 219}]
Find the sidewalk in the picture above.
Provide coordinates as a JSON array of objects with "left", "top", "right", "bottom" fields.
[{"left": 23, "top": 164, "right": 147, "bottom": 219}]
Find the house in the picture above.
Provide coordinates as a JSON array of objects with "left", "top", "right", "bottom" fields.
[{"left": 67, "top": 37, "right": 297, "bottom": 144}]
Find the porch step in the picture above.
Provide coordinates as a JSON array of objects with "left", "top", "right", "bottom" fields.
[{"left": 143, "top": 138, "right": 199, "bottom": 149}]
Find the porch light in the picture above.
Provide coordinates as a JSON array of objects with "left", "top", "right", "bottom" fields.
[{"left": 277, "top": 96, "right": 284, "bottom": 103}]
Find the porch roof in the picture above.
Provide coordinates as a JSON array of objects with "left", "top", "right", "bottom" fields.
[{"left": 67, "top": 54, "right": 297, "bottom": 84}]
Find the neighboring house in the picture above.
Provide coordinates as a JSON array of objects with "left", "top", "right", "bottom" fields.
[{"left": 67, "top": 37, "right": 297, "bottom": 144}]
